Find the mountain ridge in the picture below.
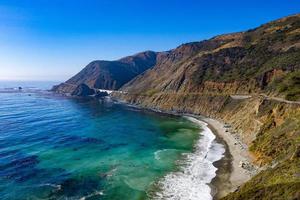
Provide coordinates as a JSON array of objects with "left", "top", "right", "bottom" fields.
[
  {"left": 121, "top": 14, "right": 300, "bottom": 100},
  {"left": 52, "top": 50, "right": 161, "bottom": 94}
]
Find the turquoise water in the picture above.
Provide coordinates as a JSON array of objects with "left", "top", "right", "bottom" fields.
[{"left": 0, "top": 83, "right": 201, "bottom": 200}]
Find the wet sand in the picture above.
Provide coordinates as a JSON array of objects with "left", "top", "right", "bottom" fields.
[{"left": 201, "top": 117, "right": 255, "bottom": 199}]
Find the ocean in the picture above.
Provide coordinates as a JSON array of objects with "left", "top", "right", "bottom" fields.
[{"left": 0, "top": 81, "right": 224, "bottom": 200}]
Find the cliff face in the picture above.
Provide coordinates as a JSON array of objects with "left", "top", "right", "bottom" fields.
[
  {"left": 113, "top": 14, "right": 300, "bottom": 200},
  {"left": 52, "top": 51, "right": 159, "bottom": 94}
]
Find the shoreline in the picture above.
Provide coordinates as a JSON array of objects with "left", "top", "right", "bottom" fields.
[
  {"left": 116, "top": 102, "right": 256, "bottom": 199},
  {"left": 153, "top": 116, "right": 225, "bottom": 200},
  {"left": 200, "top": 117, "right": 256, "bottom": 198},
  {"left": 49, "top": 95, "right": 256, "bottom": 199},
  {"left": 207, "top": 123, "right": 233, "bottom": 199}
]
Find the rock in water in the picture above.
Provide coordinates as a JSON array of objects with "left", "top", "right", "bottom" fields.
[
  {"left": 95, "top": 91, "right": 108, "bottom": 98},
  {"left": 71, "top": 83, "right": 95, "bottom": 97}
]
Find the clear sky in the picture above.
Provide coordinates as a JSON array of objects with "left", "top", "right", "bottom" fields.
[{"left": 0, "top": 0, "right": 299, "bottom": 81}]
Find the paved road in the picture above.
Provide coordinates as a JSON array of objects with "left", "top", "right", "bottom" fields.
[
  {"left": 62, "top": 83, "right": 300, "bottom": 105},
  {"left": 230, "top": 95, "right": 252, "bottom": 100},
  {"left": 259, "top": 94, "right": 300, "bottom": 105},
  {"left": 230, "top": 94, "right": 300, "bottom": 105}
]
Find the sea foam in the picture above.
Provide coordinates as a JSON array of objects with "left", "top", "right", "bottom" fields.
[{"left": 153, "top": 116, "right": 225, "bottom": 200}]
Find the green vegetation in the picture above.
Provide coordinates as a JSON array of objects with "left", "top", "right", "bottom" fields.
[
  {"left": 190, "top": 14, "right": 300, "bottom": 99},
  {"left": 250, "top": 107, "right": 300, "bottom": 163},
  {"left": 143, "top": 89, "right": 160, "bottom": 97},
  {"left": 226, "top": 102, "right": 300, "bottom": 200},
  {"left": 222, "top": 159, "right": 300, "bottom": 200},
  {"left": 269, "top": 70, "right": 300, "bottom": 100},
  {"left": 261, "top": 51, "right": 300, "bottom": 74},
  {"left": 278, "top": 71, "right": 300, "bottom": 100},
  {"left": 192, "top": 46, "right": 299, "bottom": 86}
]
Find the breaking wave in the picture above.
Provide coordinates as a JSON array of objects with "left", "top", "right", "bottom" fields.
[{"left": 153, "top": 117, "right": 225, "bottom": 200}]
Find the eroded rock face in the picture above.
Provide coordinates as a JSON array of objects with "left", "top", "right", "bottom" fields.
[{"left": 71, "top": 84, "right": 95, "bottom": 97}]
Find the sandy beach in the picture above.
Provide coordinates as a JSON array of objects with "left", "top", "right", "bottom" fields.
[
  {"left": 200, "top": 117, "right": 257, "bottom": 199},
  {"left": 117, "top": 104, "right": 258, "bottom": 199}
]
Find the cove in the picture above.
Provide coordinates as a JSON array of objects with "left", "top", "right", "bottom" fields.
[{"left": 0, "top": 91, "right": 203, "bottom": 200}]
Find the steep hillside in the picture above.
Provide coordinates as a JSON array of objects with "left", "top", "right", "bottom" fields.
[
  {"left": 114, "top": 14, "right": 300, "bottom": 199},
  {"left": 121, "top": 14, "right": 300, "bottom": 99},
  {"left": 52, "top": 51, "right": 159, "bottom": 94},
  {"left": 115, "top": 92, "right": 300, "bottom": 199}
]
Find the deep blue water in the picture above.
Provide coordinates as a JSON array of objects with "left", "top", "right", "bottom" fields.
[{"left": 0, "top": 82, "right": 200, "bottom": 200}]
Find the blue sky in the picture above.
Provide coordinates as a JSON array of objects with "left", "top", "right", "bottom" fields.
[{"left": 0, "top": 0, "right": 299, "bottom": 81}]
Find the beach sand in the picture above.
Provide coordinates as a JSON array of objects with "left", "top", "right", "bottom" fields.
[
  {"left": 201, "top": 117, "right": 256, "bottom": 199},
  {"left": 118, "top": 104, "right": 257, "bottom": 199}
]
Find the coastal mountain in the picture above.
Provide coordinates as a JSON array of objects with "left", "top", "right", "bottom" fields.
[
  {"left": 121, "top": 14, "right": 300, "bottom": 100},
  {"left": 52, "top": 51, "right": 160, "bottom": 94},
  {"left": 114, "top": 14, "right": 300, "bottom": 200},
  {"left": 54, "top": 14, "right": 300, "bottom": 199}
]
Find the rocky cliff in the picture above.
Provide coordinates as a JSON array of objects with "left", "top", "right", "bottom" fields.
[{"left": 52, "top": 51, "right": 160, "bottom": 94}]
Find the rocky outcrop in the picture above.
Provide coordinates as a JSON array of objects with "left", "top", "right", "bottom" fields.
[
  {"left": 71, "top": 83, "right": 95, "bottom": 96},
  {"left": 94, "top": 91, "right": 108, "bottom": 98}
]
